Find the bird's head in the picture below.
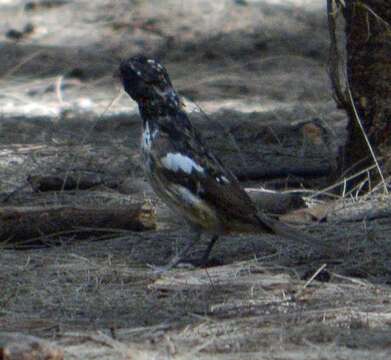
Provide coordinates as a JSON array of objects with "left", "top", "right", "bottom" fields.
[{"left": 119, "top": 55, "right": 179, "bottom": 108}]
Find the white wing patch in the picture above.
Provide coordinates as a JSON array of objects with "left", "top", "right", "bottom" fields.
[
  {"left": 161, "top": 153, "right": 204, "bottom": 174},
  {"left": 216, "top": 175, "right": 230, "bottom": 184},
  {"left": 176, "top": 185, "right": 203, "bottom": 206}
]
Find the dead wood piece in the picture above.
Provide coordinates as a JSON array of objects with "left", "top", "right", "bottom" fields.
[
  {"left": 198, "top": 110, "right": 338, "bottom": 183},
  {"left": 280, "top": 202, "right": 336, "bottom": 224},
  {"left": 328, "top": 198, "right": 391, "bottom": 223},
  {"left": 281, "top": 195, "right": 391, "bottom": 224},
  {"left": 0, "top": 203, "right": 156, "bottom": 245},
  {"left": 234, "top": 163, "right": 331, "bottom": 182},
  {"left": 27, "top": 173, "right": 118, "bottom": 192},
  {"left": 150, "top": 263, "right": 292, "bottom": 292},
  {"left": 0, "top": 332, "right": 63, "bottom": 360},
  {"left": 58, "top": 332, "right": 156, "bottom": 360},
  {"left": 1, "top": 190, "right": 141, "bottom": 208}
]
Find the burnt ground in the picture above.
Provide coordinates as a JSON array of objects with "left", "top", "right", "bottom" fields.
[{"left": 1, "top": 1, "right": 391, "bottom": 359}]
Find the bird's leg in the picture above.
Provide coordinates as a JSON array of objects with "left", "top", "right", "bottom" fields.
[
  {"left": 168, "top": 231, "right": 201, "bottom": 268},
  {"left": 199, "top": 235, "right": 219, "bottom": 266},
  {"left": 150, "top": 230, "right": 202, "bottom": 273}
]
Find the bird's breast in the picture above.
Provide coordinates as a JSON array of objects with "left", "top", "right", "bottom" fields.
[
  {"left": 141, "top": 121, "right": 159, "bottom": 172},
  {"left": 141, "top": 121, "right": 158, "bottom": 153}
]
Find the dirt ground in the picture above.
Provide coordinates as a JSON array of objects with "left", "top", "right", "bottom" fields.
[{"left": 1, "top": 0, "right": 391, "bottom": 359}]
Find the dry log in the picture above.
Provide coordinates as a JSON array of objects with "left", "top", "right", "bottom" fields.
[
  {"left": 56, "top": 332, "right": 151, "bottom": 360},
  {"left": 281, "top": 194, "right": 391, "bottom": 224},
  {"left": 27, "top": 174, "right": 109, "bottom": 192},
  {"left": 150, "top": 262, "right": 293, "bottom": 292},
  {"left": 0, "top": 203, "right": 155, "bottom": 246},
  {"left": 195, "top": 110, "right": 339, "bottom": 183},
  {"left": 1, "top": 190, "right": 141, "bottom": 207},
  {"left": 1, "top": 108, "right": 342, "bottom": 199},
  {"left": 25, "top": 177, "right": 306, "bottom": 214},
  {"left": 27, "top": 174, "right": 145, "bottom": 194},
  {"left": 0, "top": 332, "right": 63, "bottom": 360}
]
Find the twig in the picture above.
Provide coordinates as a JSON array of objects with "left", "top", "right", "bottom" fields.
[
  {"left": 55, "top": 75, "right": 66, "bottom": 106},
  {"left": 204, "top": 268, "right": 217, "bottom": 291},
  {"left": 293, "top": 264, "right": 328, "bottom": 299},
  {"left": 331, "top": 272, "right": 370, "bottom": 287},
  {"left": 302, "top": 263, "right": 327, "bottom": 289}
]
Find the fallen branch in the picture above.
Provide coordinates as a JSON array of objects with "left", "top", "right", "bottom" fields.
[
  {"left": 0, "top": 332, "right": 63, "bottom": 360},
  {"left": 27, "top": 173, "right": 110, "bottom": 192},
  {"left": 0, "top": 203, "right": 155, "bottom": 246}
]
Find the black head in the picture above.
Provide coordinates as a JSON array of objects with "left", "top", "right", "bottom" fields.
[{"left": 119, "top": 55, "right": 178, "bottom": 107}]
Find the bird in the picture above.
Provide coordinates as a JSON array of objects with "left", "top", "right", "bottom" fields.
[{"left": 119, "top": 55, "right": 314, "bottom": 270}]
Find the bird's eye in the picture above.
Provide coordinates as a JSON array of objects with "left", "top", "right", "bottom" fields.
[{"left": 143, "top": 73, "right": 163, "bottom": 85}]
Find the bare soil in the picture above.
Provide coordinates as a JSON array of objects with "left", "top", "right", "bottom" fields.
[{"left": 1, "top": 1, "right": 391, "bottom": 359}]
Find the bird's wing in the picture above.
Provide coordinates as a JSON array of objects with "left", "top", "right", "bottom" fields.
[{"left": 151, "top": 113, "right": 271, "bottom": 229}]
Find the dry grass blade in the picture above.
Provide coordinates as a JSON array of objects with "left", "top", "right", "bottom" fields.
[
  {"left": 303, "top": 263, "right": 327, "bottom": 289},
  {"left": 358, "top": 2, "right": 391, "bottom": 31},
  {"left": 347, "top": 87, "right": 388, "bottom": 194},
  {"left": 309, "top": 163, "right": 378, "bottom": 200},
  {"left": 0, "top": 51, "right": 44, "bottom": 81}
]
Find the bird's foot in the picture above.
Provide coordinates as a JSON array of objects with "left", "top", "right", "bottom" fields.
[
  {"left": 186, "top": 256, "right": 224, "bottom": 268},
  {"left": 147, "top": 256, "right": 200, "bottom": 274},
  {"left": 147, "top": 263, "right": 194, "bottom": 275},
  {"left": 147, "top": 257, "right": 223, "bottom": 274},
  {"left": 147, "top": 264, "right": 172, "bottom": 275}
]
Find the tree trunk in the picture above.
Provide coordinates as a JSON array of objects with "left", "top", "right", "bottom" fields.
[{"left": 329, "top": 0, "right": 391, "bottom": 189}]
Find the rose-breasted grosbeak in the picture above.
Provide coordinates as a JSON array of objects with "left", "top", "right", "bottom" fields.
[{"left": 119, "top": 55, "right": 313, "bottom": 270}]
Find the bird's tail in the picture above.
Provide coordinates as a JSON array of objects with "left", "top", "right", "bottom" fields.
[{"left": 256, "top": 213, "right": 317, "bottom": 246}]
